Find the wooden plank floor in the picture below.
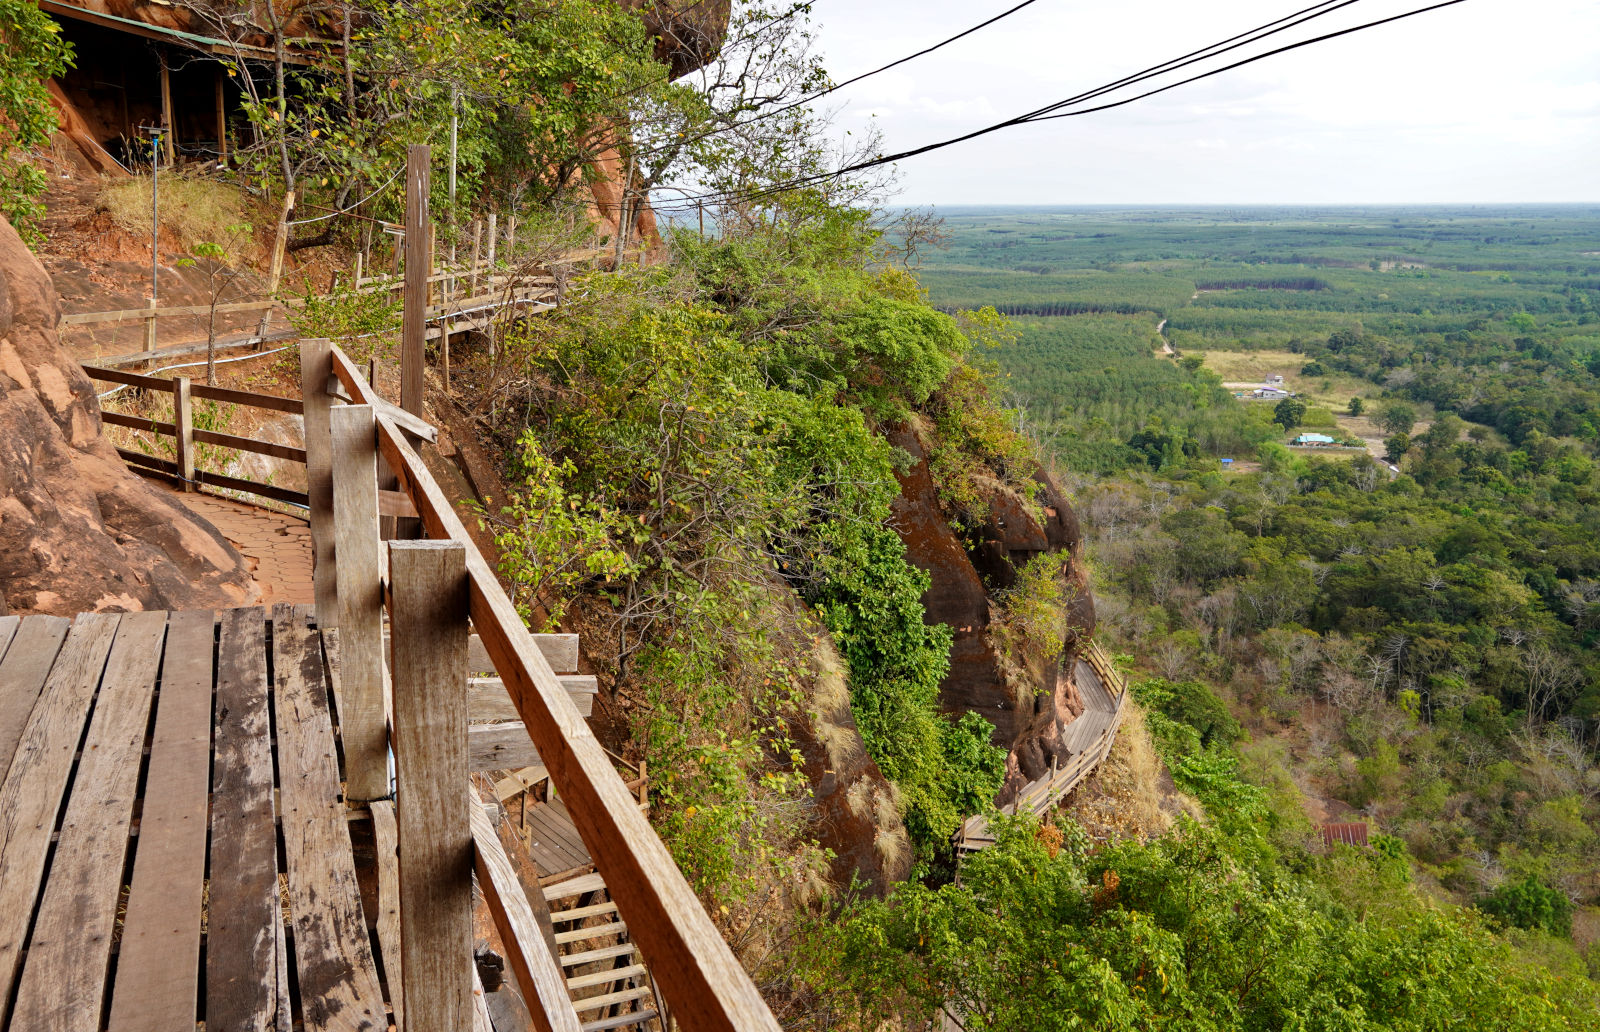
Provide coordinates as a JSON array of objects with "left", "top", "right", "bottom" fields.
[
  {"left": 0, "top": 606, "right": 392, "bottom": 1032},
  {"left": 522, "top": 798, "right": 594, "bottom": 878}
]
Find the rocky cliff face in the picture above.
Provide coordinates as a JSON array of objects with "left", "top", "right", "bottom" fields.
[
  {"left": 886, "top": 422, "right": 1096, "bottom": 804},
  {"left": 0, "top": 216, "right": 257, "bottom": 615}
]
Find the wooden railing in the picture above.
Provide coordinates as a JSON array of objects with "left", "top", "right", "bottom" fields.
[
  {"left": 83, "top": 364, "right": 312, "bottom": 507},
  {"left": 302, "top": 339, "right": 781, "bottom": 1032}
]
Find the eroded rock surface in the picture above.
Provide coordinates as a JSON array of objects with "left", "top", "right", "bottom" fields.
[
  {"left": 0, "top": 215, "right": 257, "bottom": 615},
  {"left": 886, "top": 422, "right": 1096, "bottom": 802}
]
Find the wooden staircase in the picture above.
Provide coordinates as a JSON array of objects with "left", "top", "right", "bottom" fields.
[{"left": 544, "top": 873, "right": 666, "bottom": 1031}]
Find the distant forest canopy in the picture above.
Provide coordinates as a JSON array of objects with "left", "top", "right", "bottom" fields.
[{"left": 900, "top": 205, "right": 1600, "bottom": 1002}]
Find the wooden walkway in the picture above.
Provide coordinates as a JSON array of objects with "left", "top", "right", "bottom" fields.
[
  {"left": 0, "top": 605, "right": 391, "bottom": 1032},
  {"left": 955, "top": 643, "right": 1128, "bottom": 854}
]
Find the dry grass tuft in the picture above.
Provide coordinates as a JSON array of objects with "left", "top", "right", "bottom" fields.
[
  {"left": 97, "top": 175, "right": 259, "bottom": 260},
  {"left": 1061, "top": 702, "right": 1201, "bottom": 843}
]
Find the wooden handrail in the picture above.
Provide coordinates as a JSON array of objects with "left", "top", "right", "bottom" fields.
[{"left": 326, "top": 344, "right": 780, "bottom": 1032}]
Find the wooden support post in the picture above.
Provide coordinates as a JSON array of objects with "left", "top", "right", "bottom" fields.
[
  {"left": 392, "top": 229, "right": 403, "bottom": 278},
  {"left": 159, "top": 58, "right": 175, "bottom": 165},
  {"left": 505, "top": 215, "right": 516, "bottom": 268},
  {"left": 330, "top": 403, "right": 388, "bottom": 801},
  {"left": 401, "top": 144, "right": 430, "bottom": 416},
  {"left": 485, "top": 213, "right": 497, "bottom": 282},
  {"left": 173, "top": 375, "right": 194, "bottom": 490},
  {"left": 215, "top": 71, "right": 228, "bottom": 163},
  {"left": 389, "top": 540, "right": 472, "bottom": 1032},
  {"left": 469, "top": 221, "right": 481, "bottom": 296},
  {"left": 353, "top": 250, "right": 363, "bottom": 285},
  {"left": 299, "top": 339, "right": 338, "bottom": 624},
  {"left": 267, "top": 190, "right": 295, "bottom": 295},
  {"left": 143, "top": 301, "right": 157, "bottom": 358}
]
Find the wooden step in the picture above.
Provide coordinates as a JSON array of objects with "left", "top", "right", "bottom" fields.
[
  {"left": 554, "top": 920, "right": 626, "bottom": 945},
  {"left": 566, "top": 963, "right": 648, "bottom": 990},
  {"left": 544, "top": 872, "right": 607, "bottom": 901},
  {"left": 572, "top": 985, "right": 654, "bottom": 1013},
  {"left": 580, "top": 1011, "right": 658, "bottom": 1032},
  {"left": 561, "top": 943, "right": 638, "bottom": 968},
  {"left": 550, "top": 900, "right": 618, "bottom": 923}
]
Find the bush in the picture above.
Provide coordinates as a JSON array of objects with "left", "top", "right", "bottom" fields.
[{"left": 1481, "top": 876, "right": 1574, "bottom": 938}]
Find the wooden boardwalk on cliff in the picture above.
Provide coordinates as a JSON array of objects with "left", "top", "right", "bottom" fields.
[
  {"left": 955, "top": 642, "right": 1128, "bottom": 855},
  {"left": 0, "top": 336, "right": 783, "bottom": 1032}
]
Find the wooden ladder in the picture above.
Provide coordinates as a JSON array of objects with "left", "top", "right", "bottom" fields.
[{"left": 545, "top": 873, "right": 667, "bottom": 1032}]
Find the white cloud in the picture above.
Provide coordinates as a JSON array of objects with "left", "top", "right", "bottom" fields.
[{"left": 806, "top": 0, "right": 1600, "bottom": 203}]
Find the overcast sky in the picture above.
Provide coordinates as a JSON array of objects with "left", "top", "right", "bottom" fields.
[{"left": 806, "top": 0, "right": 1600, "bottom": 205}]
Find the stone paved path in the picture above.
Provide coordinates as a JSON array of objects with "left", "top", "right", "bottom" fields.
[{"left": 166, "top": 488, "right": 315, "bottom": 605}]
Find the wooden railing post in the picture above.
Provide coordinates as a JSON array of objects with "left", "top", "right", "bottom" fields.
[
  {"left": 300, "top": 339, "right": 338, "bottom": 623},
  {"left": 172, "top": 375, "right": 194, "bottom": 491},
  {"left": 143, "top": 301, "right": 157, "bottom": 359},
  {"left": 389, "top": 540, "right": 472, "bottom": 1032},
  {"left": 402, "top": 145, "right": 431, "bottom": 417},
  {"left": 330, "top": 403, "right": 388, "bottom": 802},
  {"left": 468, "top": 220, "right": 481, "bottom": 297}
]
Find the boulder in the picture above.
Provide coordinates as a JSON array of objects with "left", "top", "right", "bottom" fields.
[{"left": 0, "top": 215, "right": 257, "bottom": 615}]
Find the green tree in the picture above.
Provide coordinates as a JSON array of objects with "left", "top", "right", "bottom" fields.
[
  {"left": 1273, "top": 396, "right": 1307, "bottom": 430},
  {"left": 0, "top": 0, "right": 74, "bottom": 240},
  {"left": 1379, "top": 400, "right": 1417, "bottom": 436},
  {"left": 1348, "top": 396, "right": 1364, "bottom": 416}
]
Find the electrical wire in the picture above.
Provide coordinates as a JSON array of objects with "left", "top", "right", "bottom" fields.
[
  {"left": 645, "top": 0, "right": 1470, "bottom": 215},
  {"left": 286, "top": 163, "right": 405, "bottom": 226}
]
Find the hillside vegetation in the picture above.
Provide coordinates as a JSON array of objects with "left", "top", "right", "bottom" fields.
[{"left": 892, "top": 206, "right": 1600, "bottom": 1027}]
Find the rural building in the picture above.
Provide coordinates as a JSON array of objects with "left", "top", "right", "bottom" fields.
[{"left": 1293, "top": 432, "right": 1336, "bottom": 446}]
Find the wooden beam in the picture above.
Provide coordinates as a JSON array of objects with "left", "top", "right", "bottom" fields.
[
  {"left": 267, "top": 190, "right": 295, "bottom": 294},
  {"left": 468, "top": 723, "right": 540, "bottom": 772},
  {"left": 470, "top": 794, "right": 584, "bottom": 1032},
  {"left": 401, "top": 145, "right": 430, "bottom": 416},
  {"left": 300, "top": 339, "right": 338, "bottom": 623},
  {"left": 326, "top": 372, "right": 438, "bottom": 443},
  {"left": 158, "top": 58, "right": 175, "bottom": 164},
  {"left": 216, "top": 70, "right": 228, "bottom": 162},
  {"left": 389, "top": 540, "right": 473, "bottom": 1032},
  {"left": 331, "top": 404, "right": 388, "bottom": 802}
]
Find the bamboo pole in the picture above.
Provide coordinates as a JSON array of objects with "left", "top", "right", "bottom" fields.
[{"left": 401, "top": 145, "right": 430, "bottom": 416}]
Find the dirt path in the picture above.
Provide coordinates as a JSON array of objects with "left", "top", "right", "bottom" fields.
[{"left": 1156, "top": 318, "right": 1173, "bottom": 356}]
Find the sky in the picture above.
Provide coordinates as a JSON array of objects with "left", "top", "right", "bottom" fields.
[{"left": 804, "top": 0, "right": 1600, "bottom": 205}]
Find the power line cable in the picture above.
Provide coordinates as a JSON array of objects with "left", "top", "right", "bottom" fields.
[{"left": 647, "top": 0, "right": 1469, "bottom": 214}]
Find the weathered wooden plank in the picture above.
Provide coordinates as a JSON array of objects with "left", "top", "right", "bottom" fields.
[
  {"left": 331, "top": 404, "right": 387, "bottom": 801},
  {"left": 0, "top": 616, "right": 18, "bottom": 663},
  {"left": 469, "top": 723, "right": 542, "bottom": 771},
  {"left": 100, "top": 409, "right": 177, "bottom": 435},
  {"left": 0, "top": 613, "right": 121, "bottom": 1025},
  {"left": 384, "top": 631, "right": 579, "bottom": 677},
  {"left": 192, "top": 427, "right": 309, "bottom": 464},
  {"left": 190, "top": 381, "right": 304, "bottom": 414},
  {"left": 207, "top": 607, "right": 284, "bottom": 1032},
  {"left": 107, "top": 609, "right": 216, "bottom": 1032},
  {"left": 64, "top": 298, "right": 278, "bottom": 326},
  {"left": 401, "top": 145, "right": 430, "bottom": 417},
  {"left": 471, "top": 794, "right": 584, "bottom": 1032},
  {"left": 0, "top": 615, "right": 70, "bottom": 780},
  {"left": 354, "top": 377, "right": 782, "bottom": 1032},
  {"left": 389, "top": 541, "right": 473, "bottom": 1032},
  {"left": 470, "top": 676, "right": 594, "bottom": 721},
  {"left": 301, "top": 338, "right": 339, "bottom": 626},
  {"left": 11, "top": 610, "right": 168, "bottom": 1030},
  {"left": 369, "top": 801, "right": 404, "bottom": 1032},
  {"left": 194, "top": 470, "right": 311, "bottom": 507},
  {"left": 270, "top": 604, "right": 387, "bottom": 1031}
]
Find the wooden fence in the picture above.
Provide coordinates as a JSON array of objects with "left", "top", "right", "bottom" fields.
[{"left": 303, "top": 339, "right": 781, "bottom": 1031}]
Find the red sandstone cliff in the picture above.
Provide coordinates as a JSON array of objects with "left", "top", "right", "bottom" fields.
[
  {"left": 0, "top": 215, "right": 258, "bottom": 615},
  {"left": 887, "top": 421, "right": 1097, "bottom": 805}
]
